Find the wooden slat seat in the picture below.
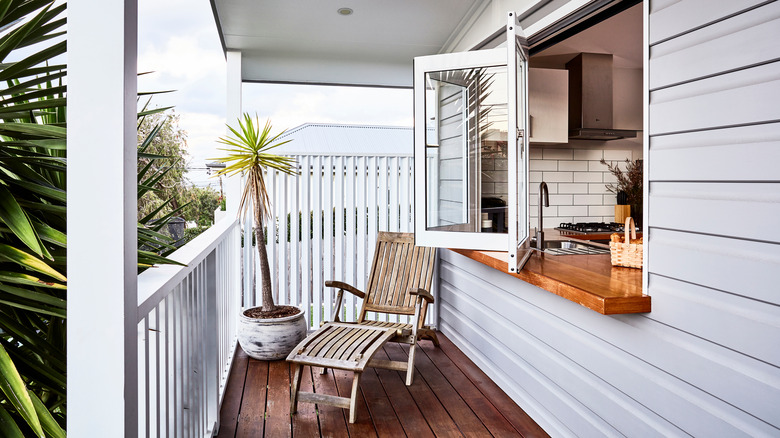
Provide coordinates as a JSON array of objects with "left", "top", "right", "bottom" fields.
[{"left": 287, "top": 232, "right": 437, "bottom": 423}]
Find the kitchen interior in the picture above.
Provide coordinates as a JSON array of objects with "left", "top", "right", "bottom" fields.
[
  {"left": 483, "top": 2, "right": 644, "bottom": 256},
  {"left": 457, "top": 1, "right": 648, "bottom": 313}
]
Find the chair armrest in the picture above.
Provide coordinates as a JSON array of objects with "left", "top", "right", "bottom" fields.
[
  {"left": 409, "top": 288, "right": 434, "bottom": 303},
  {"left": 325, "top": 280, "right": 366, "bottom": 299}
]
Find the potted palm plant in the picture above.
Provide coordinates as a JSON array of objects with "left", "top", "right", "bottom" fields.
[{"left": 213, "top": 113, "right": 307, "bottom": 360}]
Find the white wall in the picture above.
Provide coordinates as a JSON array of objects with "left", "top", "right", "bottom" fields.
[{"left": 436, "top": 1, "right": 780, "bottom": 436}]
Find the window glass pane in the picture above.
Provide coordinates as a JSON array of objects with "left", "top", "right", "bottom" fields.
[{"left": 424, "top": 65, "right": 508, "bottom": 234}]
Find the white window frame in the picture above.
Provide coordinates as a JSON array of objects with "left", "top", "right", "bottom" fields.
[{"left": 414, "top": 13, "right": 532, "bottom": 272}]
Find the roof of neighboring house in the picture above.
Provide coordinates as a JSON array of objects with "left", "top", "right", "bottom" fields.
[{"left": 275, "top": 123, "right": 413, "bottom": 156}]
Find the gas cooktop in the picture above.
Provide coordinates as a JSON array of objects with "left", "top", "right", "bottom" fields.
[{"left": 555, "top": 222, "right": 640, "bottom": 234}]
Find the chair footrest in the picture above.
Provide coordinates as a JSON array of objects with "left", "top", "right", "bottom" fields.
[
  {"left": 297, "top": 391, "right": 350, "bottom": 410},
  {"left": 367, "top": 358, "right": 408, "bottom": 371}
]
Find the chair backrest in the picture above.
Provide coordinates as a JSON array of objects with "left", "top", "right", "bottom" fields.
[{"left": 357, "top": 232, "right": 437, "bottom": 327}]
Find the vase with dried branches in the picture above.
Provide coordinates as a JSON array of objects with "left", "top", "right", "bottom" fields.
[{"left": 600, "top": 158, "right": 643, "bottom": 226}]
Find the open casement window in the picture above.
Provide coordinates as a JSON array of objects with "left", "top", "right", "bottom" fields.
[{"left": 414, "top": 13, "right": 532, "bottom": 273}]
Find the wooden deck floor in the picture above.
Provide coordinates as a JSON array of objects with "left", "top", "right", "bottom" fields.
[{"left": 216, "top": 332, "right": 548, "bottom": 437}]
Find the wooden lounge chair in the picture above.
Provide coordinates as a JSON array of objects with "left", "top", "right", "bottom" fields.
[{"left": 287, "top": 231, "right": 437, "bottom": 422}]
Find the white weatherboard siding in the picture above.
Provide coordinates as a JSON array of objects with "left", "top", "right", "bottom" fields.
[{"left": 436, "top": 1, "right": 780, "bottom": 437}]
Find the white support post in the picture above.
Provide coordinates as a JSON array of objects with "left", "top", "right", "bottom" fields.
[
  {"left": 67, "top": 0, "right": 138, "bottom": 436},
  {"left": 225, "top": 51, "right": 253, "bottom": 306}
]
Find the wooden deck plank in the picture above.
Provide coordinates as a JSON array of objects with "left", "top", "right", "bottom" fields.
[
  {"left": 435, "top": 336, "right": 551, "bottom": 438},
  {"left": 400, "top": 343, "right": 491, "bottom": 437},
  {"left": 220, "top": 333, "right": 547, "bottom": 437},
  {"left": 382, "top": 343, "right": 464, "bottom": 437},
  {"left": 332, "top": 368, "right": 378, "bottom": 437},
  {"left": 291, "top": 366, "right": 320, "bottom": 437},
  {"left": 411, "top": 341, "right": 522, "bottom": 437},
  {"left": 359, "top": 361, "right": 407, "bottom": 437},
  {"left": 216, "top": 347, "right": 248, "bottom": 438},
  {"left": 310, "top": 366, "right": 350, "bottom": 438},
  {"left": 265, "top": 360, "right": 292, "bottom": 437},
  {"left": 235, "top": 360, "right": 268, "bottom": 438},
  {"left": 371, "top": 347, "right": 436, "bottom": 437}
]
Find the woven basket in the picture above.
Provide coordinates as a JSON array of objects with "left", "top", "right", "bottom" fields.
[{"left": 609, "top": 217, "right": 643, "bottom": 269}]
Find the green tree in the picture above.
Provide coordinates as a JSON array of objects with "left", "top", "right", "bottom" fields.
[
  {"left": 180, "top": 185, "right": 221, "bottom": 227},
  {"left": 137, "top": 109, "right": 189, "bottom": 221}
]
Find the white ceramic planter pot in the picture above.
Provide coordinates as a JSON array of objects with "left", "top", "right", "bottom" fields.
[{"left": 237, "top": 306, "right": 307, "bottom": 360}]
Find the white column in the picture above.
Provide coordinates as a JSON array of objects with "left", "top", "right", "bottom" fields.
[
  {"left": 225, "top": 51, "right": 254, "bottom": 306},
  {"left": 225, "top": 51, "right": 243, "bottom": 218},
  {"left": 67, "top": 0, "right": 138, "bottom": 436}
]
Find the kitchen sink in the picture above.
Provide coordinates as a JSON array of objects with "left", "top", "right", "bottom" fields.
[{"left": 533, "top": 239, "right": 611, "bottom": 255}]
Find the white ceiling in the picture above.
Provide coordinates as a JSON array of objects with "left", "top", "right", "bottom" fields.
[
  {"left": 211, "top": 0, "right": 487, "bottom": 88},
  {"left": 530, "top": 3, "right": 643, "bottom": 69}
]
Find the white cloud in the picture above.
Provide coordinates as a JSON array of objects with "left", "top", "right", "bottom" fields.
[{"left": 137, "top": 0, "right": 412, "bottom": 186}]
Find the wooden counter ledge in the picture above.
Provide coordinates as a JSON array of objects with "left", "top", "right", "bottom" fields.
[{"left": 450, "top": 248, "right": 650, "bottom": 315}]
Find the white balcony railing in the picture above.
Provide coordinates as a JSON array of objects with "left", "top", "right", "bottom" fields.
[
  {"left": 136, "top": 218, "right": 241, "bottom": 437},
  {"left": 254, "top": 154, "right": 436, "bottom": 329}
]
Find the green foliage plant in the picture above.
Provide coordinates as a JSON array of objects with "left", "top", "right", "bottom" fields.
[{"left": 212, "top": 114, "right": 296, "bottom": 314}]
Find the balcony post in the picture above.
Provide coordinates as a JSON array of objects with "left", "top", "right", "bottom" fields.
[{"left": 67, "top": 0, "right": 138, "bottom": 435}]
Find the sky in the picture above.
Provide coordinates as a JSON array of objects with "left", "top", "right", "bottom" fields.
[{"left": 137, "top": 0, "right": 412, "bottom": 188}]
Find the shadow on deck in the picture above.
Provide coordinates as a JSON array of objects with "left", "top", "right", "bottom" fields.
[{"left": 216, "top": 332, "right": 548, "bottom": 437}]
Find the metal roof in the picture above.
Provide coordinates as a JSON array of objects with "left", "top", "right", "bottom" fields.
[{"left": 275, "top": 123, "right": 413, "bottom": 156}]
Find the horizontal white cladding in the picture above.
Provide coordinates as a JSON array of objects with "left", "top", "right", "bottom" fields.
[
  {"left": 649, "top": 0, "right": 766, "bottom": 44},
  {"left": 649, "top": 1, "right": 780, "bottom": 90},
  {"left": 649, "top": 181, "right": 780, "bottom": 243},
  {"left": 649, "top": 122, "right": 780, "bottom": 182},
  {"left": 649, "top": 61, "right": 780, "bottom": 135},
  {"left": 648, "top": 228, "right": 780, "bottom": 305}
]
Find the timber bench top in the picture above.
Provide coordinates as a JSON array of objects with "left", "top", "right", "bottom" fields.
[{"left": 450, "top": 247, "right": 649, "bottom": 315}]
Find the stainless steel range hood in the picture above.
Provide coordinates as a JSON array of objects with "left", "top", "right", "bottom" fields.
[{"left": 566, "top": 53, "right": 638, "bottom": 141}]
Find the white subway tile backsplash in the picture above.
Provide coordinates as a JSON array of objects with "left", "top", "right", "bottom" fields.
[
  {"left": 603, "top": 149, "right": 632, "bottom": 161},
  {"left": 543, "top": 148, "right": 574, "bottom": 160},
  {"left": 558, "top": 161, "right": 589, "bottom": 171},
  {"left": 530, "top": 159, "right": 557, "bottom": 171},
  {"left": 589, "top": 205, "right": 615, "bottom": 216},
  {"left": 559, "top": 183, "right": 589, "bottom": 193},
  {"left": 531, "top": 182, "right": 558, "bottom": 194},
  {"left": 549, "top": 194, "right": 573, "bottom": 205},
  {"left": 574, "top": 172, "right": 602, "bottom": 183},
  {"left": 603, "top": 173, "right": 618, "bottom": 184},
  {"left": 574, "top": 195, "right": 603, "bottom": 205},
  {"left": 525, "top": 146, "right": 640, "bottom": 223},
  {"left": 542, "top": 171, "right": 574, "bottom": 183},
  {"left": 573, "top": 149, "right": 603, "bottom": 160},
  {"left": 558, "top": 205, "right": 588, "bottom": 216}
]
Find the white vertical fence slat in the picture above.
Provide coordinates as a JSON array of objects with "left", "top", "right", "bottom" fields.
[
  {"left": 301, "top": 157, "right": 312, "bottom": 320},
  {"left": 345, "top": 157, "right": 357, "bottom": 321},
  {"left": 356, "top": 156, "right": 368, "bottom": 308},
  {"left": 279, "top": 174, "right": 289, "bottom": 306},
  {"left": 324, "top": 156, "right": 334, "bottom": 321},
  {"left": 252, "top": 154, "right": 437, "bottom": 330},
  {"left": 312, "top": 157, "right": 323, "bottom": 327},
  {"left": 290, "top": 169, "right": 299, "bottom": 308},
  {"left": 266, "top": 171, "right": 277, "bottom": 308}
]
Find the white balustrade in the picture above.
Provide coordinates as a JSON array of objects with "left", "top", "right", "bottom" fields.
[
  {"left": 249, "top": 154, "right": 436, "bottom": 330},
  {"left": 137, "top": 218, "right": 241, "bottom": 437}
]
